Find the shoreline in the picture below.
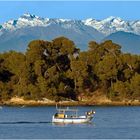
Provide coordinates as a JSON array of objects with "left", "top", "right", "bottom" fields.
[{"left": 1, "top": 97, "right": 140, "bottom": 107}]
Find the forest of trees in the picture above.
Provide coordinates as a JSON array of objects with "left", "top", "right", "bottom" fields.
[{"left": 0, "top": 37, "right": 140, "bottom": 103}]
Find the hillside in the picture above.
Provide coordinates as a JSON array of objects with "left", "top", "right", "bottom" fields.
[{"left": 103, "top": 31, "right": 140, "bottom": 54}]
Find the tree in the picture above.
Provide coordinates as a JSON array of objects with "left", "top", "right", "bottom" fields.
[
  {"left": 129, "top": 73, "right": 140, "bottom": 99},
  {"left": 110, "top": 81, "right": 129, "bottom": 101},
  {"left": 68, "top": 59, "right": 88, "bottom": 94}
]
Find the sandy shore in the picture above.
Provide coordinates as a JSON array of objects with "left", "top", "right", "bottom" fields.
[{"left": 1, "top": 97, "right": 140, "bottom": 106}]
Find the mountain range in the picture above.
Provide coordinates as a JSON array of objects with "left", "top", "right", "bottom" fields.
[{"left": 0, "top": 13, "right": 140, "bottom": 54}]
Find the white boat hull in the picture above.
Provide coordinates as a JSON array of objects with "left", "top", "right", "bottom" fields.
[{"left": 52, "top": 116, "right": 93, "bottom": 123}]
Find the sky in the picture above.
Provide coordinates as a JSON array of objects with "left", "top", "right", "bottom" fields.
[{"left": 0, "top": 1, "right": 140, "bottom": 24}]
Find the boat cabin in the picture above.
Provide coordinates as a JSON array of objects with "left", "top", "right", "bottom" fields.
[{"left": 55, "top": 107, "right": 79, "bottom": 118}]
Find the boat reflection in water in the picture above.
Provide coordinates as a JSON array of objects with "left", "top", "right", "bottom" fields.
[{"left": 52, "top": 105, "right": 95, "bottom": 124}]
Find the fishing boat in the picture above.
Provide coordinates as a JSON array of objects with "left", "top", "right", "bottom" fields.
[{"left": 52, "top": 105, "right": 95, "bottom": 123}]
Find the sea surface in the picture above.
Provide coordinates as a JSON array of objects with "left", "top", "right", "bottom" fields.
[{"left": 0, "top": 106, "right": 140, "bottom": 139}]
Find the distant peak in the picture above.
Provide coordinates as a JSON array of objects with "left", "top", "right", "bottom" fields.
[
  {"left": 106, "top": 16, "right": 116, "bottom": 19},
  {"left": 20, "top": 13, "right": 39, "bottom": 20},
  {"left": 103, "top": 16, "right": 123, "bottom": 22},
  {"left": 83, "top": 18, "right": 97, "bottom": 24},
  {"left": 85, "top": 18, "right": 94, "bottom": 22},
  {"left": 23, "top": 13, "right": 35, "bottom": 17},
  {"left": 23, "top": 13, "right": 32, "bottom": 17}
]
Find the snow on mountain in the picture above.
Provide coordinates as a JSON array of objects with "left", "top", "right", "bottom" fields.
[
  {"left": 1, "top": 13, "right": 82, "bottom": 32},
  {"left": 1, "top": 13, "right": 140, "bottom": 53},
  {"left": 0, "top": 13, "right": 95, "bottom": 35},
  {"left": 0, "top": 13, "right": 105, "bottom": 41},
  {"left": 1, "top": 14, "right": 140, "bottom": 37},
  {"left": 130, "top": 20, "right": 140, "bottom": 35},
  {"left": 83, "top": 16, "right": 134, "bottom": 35},
  {"left": 1, "top": 13, "right": 49, "bottom": 31},
  {"left": 0, "top": 13, "right": 105, "bottom": 52}
]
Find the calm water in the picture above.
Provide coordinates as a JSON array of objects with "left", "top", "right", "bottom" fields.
[{"left": 0, "top": 106, "right": 140, "bottom": 139}]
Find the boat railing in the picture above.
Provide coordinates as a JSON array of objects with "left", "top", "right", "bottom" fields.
[
  {"left": 57, "top": 107, "right": 78, "bottom": 112},
  {"left": 55, "top": 104, "right": 95, "bottom": 118}
]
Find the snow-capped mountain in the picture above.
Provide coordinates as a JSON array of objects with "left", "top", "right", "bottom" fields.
[
  {"left": 1, "top": 13, "right": 49, "bottom": 32},
  {"left": 1, "top": 14, "right": 140, "bottom": 36},
  {"left": 0, "top": 13, "right": 104, "bottom": 52},
  {"left": 0, "top": 13, "right": 140, "bottom": 53},
  {"left": 83, "top": 16, "right": 136, "bottom": 36},
  {"left": 130, "top": 20, "right": 140, "bottom": 35},
  {"left": 0, "top": 13, "right": 95, "bottom": 33},
  {"left": 0, "top": 13, "right": 104, "bottom": 38}
]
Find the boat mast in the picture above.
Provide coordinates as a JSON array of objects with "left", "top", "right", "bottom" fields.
[
  {"left": 56, "top": 104, "right": 58, "bottom": 110},
  {"left": 76, "top": 109, "right": 78, "bottom": 117}
]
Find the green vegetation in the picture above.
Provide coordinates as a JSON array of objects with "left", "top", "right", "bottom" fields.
[{"left": 0, "top": 37, "right": 140, "bottom": 103}]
